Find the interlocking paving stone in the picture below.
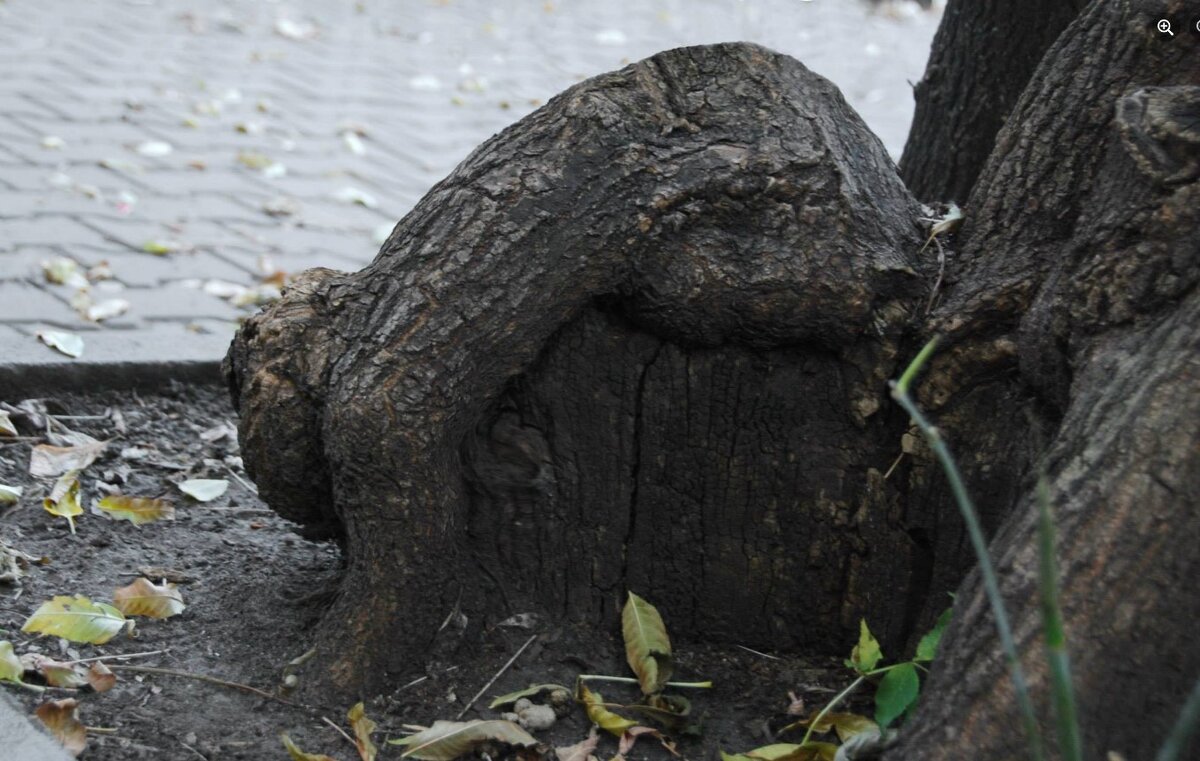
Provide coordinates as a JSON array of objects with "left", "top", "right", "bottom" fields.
[{"left": 0, "top": 0, "right": 941, "bottom": 376}]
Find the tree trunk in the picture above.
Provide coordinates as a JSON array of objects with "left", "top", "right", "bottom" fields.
[
  {"left": 226, "top": 42, "right": 946, "bottom": 693},
  {"left": 898, "top": 0, "right": 1085, "bottom": 204},
  {"left": 888, "top": 1, "right": 1200, "bottom": 758},
  {"left": 226, "top": 6, "right": 1200, "bottom": 758}
]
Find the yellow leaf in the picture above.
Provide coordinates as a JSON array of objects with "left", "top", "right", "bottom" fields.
[
  {"left": 348, "top": 702, "right": 377, "bottom": 761},
  {"left": 782, "top": 712, "right": 877, "bottom": 743},
  {"left": 94, "top": 495, "right": 175, "bottom": 525},
  {"left": 577, "top": 684, "right": 638, "bottom": 737},
  {"left": 281, "top": 733, "right": 337, "bottom": 761},
  {"left": 43, "top": 472, "right": 83, "bottom": 534},
  {"left": 22, "top": 595, "right": 128, "bottom": 644},
  {"left": 35, "top": 698, "right": 87, "bottom": 757},
  {"left": 846, "top": 619, "right": 882, "bottom": 673},
  {"left": 622, "top": 592, "right": 672, "bottom": 695},
  {"left": 113, "top": 577, "right": 185, "bottom": 619},
  {"left": 0, "top": 641, "right": 26, "bottom": 685}
]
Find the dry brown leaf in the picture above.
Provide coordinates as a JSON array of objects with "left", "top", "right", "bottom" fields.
[
  {"left": 35, "top": 698, "right": 87, "bottom": 756},
  {"left": 30, "top": 441, "right": 106, "bottom": 477},
  {"left": 112, "top": 577, "right": 185, "bottom": 618},
  {"left": 93, "top": 495, "right": 175, "bottom": 525},
  {"left": 87, "top": 661, "right": 117, "bottom": 692},
  {"left": 556, "top": 726, "right": 600, "bottom": 761}
]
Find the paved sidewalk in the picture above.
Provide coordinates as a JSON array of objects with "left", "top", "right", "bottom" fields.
[{"left": 0, "top": 0, "right": 940, "bottom": 379}]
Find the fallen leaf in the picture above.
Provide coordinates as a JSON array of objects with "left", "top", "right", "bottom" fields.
[
  {"left": 342, "top": 131, "right": 366, "bottom": 155},
  {"left": 31, "top": 440, "right": 106, "bottom": 477},
  {"left": 577, "top": 684, "right": 638, "bottom": 737},
  {"left": 282, "top": 734, "right": 337, "bottom": 760},
  {"left": 42, "top": 257, "right": 88, "bottom": 288},
  {"left": 275, "top": 18, "right": 318, "bottom": 40},
  {"left": 41, "top": 135, "right": 65, "bottom": 150},
  {"left": 43, "top": 471, "right": 83, "bottom": 533},
  {"left": 333, "top": 186, "right": 378, "bottom": 209},
  {"left": 22, "top": 653, "right": 89, "bottom": 688},
  {"left": 722, "top": 743, "right": 838, "bottom": 761},
  {"left": 783, "top": 712, "right": 877, "bottom": 743},
  {"left": 142, "top": 240, "right": 177, "bottom": 255},
  {"left": 349, "top": 702, "right": 378, "bottom": 761},
  {"left": 490, "top": 682, "right": 571, "bottom": 710},
  {"left": 84, "top": 298, "right": 130, "bottom": 323},
  {"left": 94, "top": 495, "right": 175, "bottom": 525},
  {"left": 35, "top": 698, "right": 87, "bottom": 757},
  {"left": 23, "top": 595, "right": 128, "bottom": 644},
  {"left": 0, "top": 641, "right": 27, "bottom": 686},
  {"left": 387, "top": 719, "right": 537, "bottom": 759},
  {"left": 37, "top": 330, "right": 84, "bottom": 358},
  {"left": 262, "top": 162, "right": 288, "bottom": 179},
  {"left": 88, "top": 661, "right": 117, "bottom": 692},
  {"left": 179, "top": 478, "right": 228, "bottom": 502},
  {"left": 113, "top": 577, "right": 185, "bottom": 618},
  {"left": 0, "top": 484, "right": 21, "bottom": 504},
  {"left": 556, "top": 726, "right": 599, "bottom": 761},
  {"left": 0, "top": 410, "right": 15, "bottom": 436},
  {"left": 623, "top": 592, "right": 672, "bottom": 694},
  {"left": 620, "top": 725, "right": 679, "bottom": 756},
  {"left": 135, "top": 140, "right": 173, "bottom": 157},
  {"left": 262, "top": 196, "right": 299, "bottom": 216}
]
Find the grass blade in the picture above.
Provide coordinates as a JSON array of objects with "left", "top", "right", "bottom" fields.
[
  {"left": 1037, "top": 476, "right": 1081, "bottom": 761},
  {"left": 1155, "top": 676, "right": 1200, "bottom": 761},
  {"left": 890, "top": 339, "right": 1044, "bottom": 761}
]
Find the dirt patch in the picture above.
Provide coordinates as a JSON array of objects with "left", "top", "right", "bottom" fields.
[{"left": 0, "top": 383, "right": 856, "bottom": 760}]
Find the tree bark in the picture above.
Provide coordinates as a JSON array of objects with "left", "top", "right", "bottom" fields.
[
  {"left": 889, "top": 1, "right": 1200, "bottom": 758},
  {"left": 898, "top": 0, "right": 1086, "bottom": 204},
  {"left": 226, "top": 6, "right": 1200, "bottom": 758},
  {"left": 226, "top": 42, "right": 943, "bottom": 694}
]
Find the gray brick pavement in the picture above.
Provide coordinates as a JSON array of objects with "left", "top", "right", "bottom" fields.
[{"left": 0, "top": 0, "right": 940, "bottom": 377}]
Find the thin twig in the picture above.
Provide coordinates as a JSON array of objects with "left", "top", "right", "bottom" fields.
[
  {"left": 925, "top": 235, "right": 946, "bottom": 316},
  {"left": 67, "top": 649, "right": 169, "bottom": 665},
  {"left": 224, "top": 463, "right": 258, "bottom": 496},
  {"left": 456, "top": 634, "right": 537, "bottom": 719},
  {"left": 882, "top": 451, "right": 905, "bottom": 480},
  {"left": 735, "top": 644, "right": 780, "bottom": 660},
  {"left": 180, "top": 742, "right": 209, "bottom": 761},
  {"left": 322, "top": 715, "right": 357, "bottom": 748},
  {"left": 108, "top": 665, "right": 306, "bottom": 709}
]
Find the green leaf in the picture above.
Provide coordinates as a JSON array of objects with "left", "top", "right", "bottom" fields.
[
  {"left": 94, "top": 495, "right": 176, "bottom": 525},
  {"left": 577, "top": 684, "right": 638, "bottom": 737},
  {"left": 0, "top": 641, "right": 26, "bottom": 685},
  {"left": 22, "top": 595, "right": 128, "bottom": 644},
  {"left": 179, "top": 478, "right": 228, "bottom": 502},
  {"left": 915, "top": 607, "right": 952, "bottom": 662},
  {"left": 142, "top": 240, "right": 176, "bottom": 255},
  {"left": 281, "top": 733, "right": 337, "bottom": 760},
  {"left": 874, "top": 663, "right": 920, "bottom": 728},
  {"left": 846, "top": 619, "right": 882, "bottom": 673},
  {"left": 622, "top": 591, "right": 672, "bottom": 694},
  {"left": 488, "top": 682, "right": 570, "bottom": 710},
  {"left": 386, "top": 719, "right": 537, "bottom": 759}
]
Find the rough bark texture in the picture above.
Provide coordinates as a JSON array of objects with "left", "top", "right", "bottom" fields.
[
  {"left": 890, "top": 1, "right": 1200, "bottom": 758},
  {"left": 226, "top": 43, "right": 939, "bottom": 693},
  {"left": 226, "top": 5, "right": 1200, "bottom": 758},
  {"left": 898, "top": 0, "right": 1086, "bottom": 204}
]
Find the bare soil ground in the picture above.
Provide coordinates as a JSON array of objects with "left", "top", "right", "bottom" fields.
[{"left": 0, "top": 384, "right": 852, "bottom": 760}]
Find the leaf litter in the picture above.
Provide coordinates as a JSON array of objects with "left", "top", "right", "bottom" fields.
[{"left": 0, "top": 386, "right": 860, "bottom": 759}]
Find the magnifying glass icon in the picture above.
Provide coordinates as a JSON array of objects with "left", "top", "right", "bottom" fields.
[{"left": 1157, "top": 18, "right": 1174, "bottom": 35}]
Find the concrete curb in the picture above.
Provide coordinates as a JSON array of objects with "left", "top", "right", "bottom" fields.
[
  {"left": 0, "top": 359, "right": 224, "bottom": 398},
  {"left": 0, "top": 691, "right": 74, "bottom": 761}
]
